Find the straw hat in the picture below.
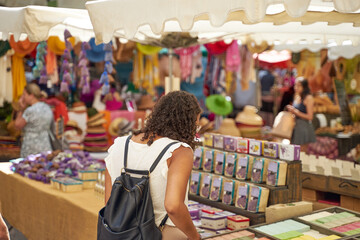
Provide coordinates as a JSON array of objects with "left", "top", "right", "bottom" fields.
[
  {"left": 47, "top": 36, "right": 75, "bottom": 55},
  {"left": 109, "top": 117, "right": 134, "bottom": 137},
  {"left": 198, "top": 117, "right": 214, "bottom": 134},
  {"left": 88, "top": 112, "right": 104, "bottom": 124},
  {"left": 205, "top": 94, "right": 233, "bottom": 116},
  {"left": 71, "top": 102, "right": 87, "bottom": 114},
  {"left": 86, "top": 126, "right": 106, "bottom": 134},
  {"left": 9, "top": 36, "right": 37, "bottom": 56},
  {"left": 217, "top": 118, "right": 241, "bottom": 137},
  {"left": 271, "top": 111, "right": 295, "bottom": 139},
  {"left": 65, "top": 120, "right": 83, "bottom": 135},
  {"left": 137, "top": 95, "right": 156, "bottom": 110},
  {"left": 235, "top": 106, "right": 263, "bottom": 126}
]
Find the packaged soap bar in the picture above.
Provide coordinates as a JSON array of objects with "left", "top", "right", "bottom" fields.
[
  {"left": 224, "top": 136, "right": 237, "bottom": 152},
  {"left": 74, "top": 178, "right": 96, "bottom": 189},
  {"left": 251, "top": 158, "right": 269, "bottom": 183},
  {"left": 193, "top": 146, "right": 204, "bottom": 170},
  {"left": 78, "top": 169, "right": 98, "bottom": 180},
  {"left": 189, "top": 171, "right": 201, "bottom": 195},
  {"left": 201, "top": 213, "right": 227, "bottom": 231},
  {"left": 59, "top": 178, "right": 83, "bottom": 192},
  {"left": 199, "top": 173, "right": 212, "bottom": 198},
  {"left": 188, "top": 207, "right": 201, "bottom": 220},
  {"left": 237, "top": 138, "right": 249, "bottom": 154},
  {"left": 279, "top": 144, "right": 301, "bottom": 161},
  {"left": 235, "top": 182, "right": 250, "bottom": 209},
  {"left": 247, "top": 186, "right": 270, "bottom": 212},
  {"left": 224, "top": 153, "right": 237, "bottom": 177},
  {"left": 266, "top": 160, "right": 288, "bottom": 186},
  {"left": 227, "top": 215, "right": 250, "bottom": 230},
  {"left": 209, "top": 176, "right": 223, "bottom": 201},
  {"left": 214, "top": 150, "right": 225, "bottom": 175},
  {"left": 204, "top": 133, "right": 214, "bottom": 148},
  {"left": 249, "top": 139, "right": 263, "bottom": 156},
  {"left": 263, "top": 142, "right": 279, "bottom": 158},
  {"left": 202, "top": 148, "right": 214, "bottom": 172},
  {"left": 222, "top": 179, "right": 235, "bottom": 205},
  {"left": 213, "top": 134, "right": 224, "bottom": 150},
  {"left": 235, "top": 154, "right": 253, "bottom": 180}
]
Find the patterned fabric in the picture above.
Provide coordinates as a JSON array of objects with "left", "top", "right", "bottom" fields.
[
  {"left": 21, "top": 102, "right": 53, "bottom": 157},
  {"left": 291, "top": 118, "right": 316, "bottom": 145}
]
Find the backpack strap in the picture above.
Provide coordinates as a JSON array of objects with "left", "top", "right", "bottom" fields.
[
  {"left": 123, "top": 135, "right": 132, "bottom": 168},
  {"left": 149, "top": 141, "right": 178, "bottom": 173}
]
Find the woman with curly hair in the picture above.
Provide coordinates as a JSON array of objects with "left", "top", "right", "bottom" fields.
[{"left": 104, "top": 91, "right": 202, "bottom": 240}]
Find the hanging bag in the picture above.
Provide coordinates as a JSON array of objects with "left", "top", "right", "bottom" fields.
[{"left": 97, "top": 135, "right": 177, "bottom": 240}]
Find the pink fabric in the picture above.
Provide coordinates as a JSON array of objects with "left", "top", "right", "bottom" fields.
[
  {"left": 226, "top": 41, "right": 240, "bottom": 72},
  {"left": 174, "top": 46, "right": 200, "bottom": 80},
  {"left": 110, "top": 110, "right": 135, "bottom": 122}
]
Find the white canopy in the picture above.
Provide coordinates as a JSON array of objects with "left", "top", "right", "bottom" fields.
[
  {"left": 86, "top": 0, "right": 360, "bottom": 52},
  {"left": 0, "top": 5, "right": 94, "bottom": 42}
]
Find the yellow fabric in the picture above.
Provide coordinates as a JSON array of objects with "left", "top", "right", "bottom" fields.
[
  {"left": 225, "top": 70, "right": 234, "bottom": 94},
  {"left": 47, "top": 36, "right": 76, "bottom": 55},
  {"left": 143, "top": 56, "right": 154, "bottom": 94},
  {"left": 136, "top": 43, "right": 162, "bottom": 55},
  {"left": 136, "top": 50, "right": 144, "bottom": 89},
  {"left": 12, "top": 53, "right": 27, "bottom": 101},
  {"left": 153, "top": 54, "right": 160, "bottom": 87},
  {"left": 0, "top": 169, "right": 103, "bottom": 240}
]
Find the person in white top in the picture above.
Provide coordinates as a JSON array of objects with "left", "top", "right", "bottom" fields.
[{"left": 105, "top": 91, "right": 202, "bottom": 240}]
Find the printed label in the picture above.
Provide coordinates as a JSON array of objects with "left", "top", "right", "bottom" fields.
[
  {"left": 251, "top": 187, "right": 260, "bottom": 197},
  {"left": 224, "top": 182, "right": 233, "bottom": 192},
  {"left": 206, "top": 150, "right": 213, "bottom": 159},
  {"left": 268, "top": 161, "right": 278, "bottom": 172},
  {"left": 238, "top": 156, "right": 248, "bottom": 167},
  {"left": 203, "top": 175, "right": 211, "bottom": 185},
  {"left": 253, "top": 159, "right": 264, "bottom": 169},
  {"left": 216, "top": 152, "right": 224, "bottom": 163},
  {"left": 194, "top": 148, "right": 202, "bottom": 157},
  {"left": 238, "top": 185, "right": 248, "bottom": 196},
  {"left": 192, "top": 172, "right": 199, "bottom": 181},
  {"left": 226, "top": 154, "right": 235, "bottom": 164},
  {"left": 213, "top": 178, "right": 221, "bottom": 187}
]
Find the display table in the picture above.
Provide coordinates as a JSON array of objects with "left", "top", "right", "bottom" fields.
[{"left": 0, "top": 163, "right": 104, "bottom": 240}]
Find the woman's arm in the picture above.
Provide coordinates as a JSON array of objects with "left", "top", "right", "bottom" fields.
[
  {"left": 14, "top": 111, "right": 26, "bottom": 130},
  {"left": 288, "top": 95, "right": 314, "bottom": 121},
  {"left": 164, "top": 146, "right": 200, "bottom": 240},
  {"left": 104, "top": 168, "right": 112, "bottom": 204}
]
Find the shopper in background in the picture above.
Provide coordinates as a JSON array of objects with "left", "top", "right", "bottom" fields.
[
  {"left": 15, "top": 83, "right": 53, "bottom": 157},
  {"left": 287, "top": 77, "right": 316, "bottom": 148},
  {"left": 104, "top": 91, "right": 201, "bottom": 240},
  {"left": 0, "top": 213, "right": 9, "bottom": 240},
  {"left": 259, "top": 67, "right": 275, "bottom": 126}
]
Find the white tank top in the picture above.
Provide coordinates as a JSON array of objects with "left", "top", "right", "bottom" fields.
[{"left": 104, "top": 135, "right": 192, "bottom": 227}]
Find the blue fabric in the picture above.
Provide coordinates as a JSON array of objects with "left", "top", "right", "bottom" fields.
[
  {"left": 233, "top": 79, "right": 256, "bottom": 109},
  {"left": 293, "top": 101, "right": 307, "bottom": 113}
]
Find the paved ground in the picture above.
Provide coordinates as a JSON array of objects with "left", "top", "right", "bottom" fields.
[{"left": 4, "top": 218, "right": 27, "bottom": 240}]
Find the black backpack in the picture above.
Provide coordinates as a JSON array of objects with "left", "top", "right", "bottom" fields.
[{"left": 97, "top": 135, "right": 177, "bottom": 239}]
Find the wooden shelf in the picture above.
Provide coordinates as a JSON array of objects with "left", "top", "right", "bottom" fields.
[{"left": 189, "top": 194, "right": 266, "bottom": 225}]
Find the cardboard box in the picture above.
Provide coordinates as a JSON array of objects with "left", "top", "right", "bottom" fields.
[{"left": 265, "top": 201, "right": 313, "bottom": 223}]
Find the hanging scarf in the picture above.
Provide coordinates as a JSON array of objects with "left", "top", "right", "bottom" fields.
[{"left": 226, "top": 41, "right": 241, "bottom": 72}]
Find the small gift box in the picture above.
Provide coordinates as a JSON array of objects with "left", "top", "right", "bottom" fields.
[
  {"left": 266, "top": 160, "right": 288, "bottom": 186},
  {"left": 59, "top": 178, "right": 83, "bottom": 192},
  {"left": 202, "top": 148, "right": 214, "bottom": 172},
  {"left": 209, "top": 176, "right": 223, "bottom": 201},
  {"left": 201, "top": 213, "right": 227, "bottom": 231},
  {"left": 235, "top": 155, "right": 253, "bottom": 180},
  {"left": 222, "top": 179, "right": 235, "bottom": 205},
  {"left": 251, "top": 158, "right": 269, "bottom": 183},
  {"left": 247, "top": 186, "right": 269, "bottom": 212},
  {"left": 249, "top": 139, "right": 263, "bottom": 156},
  {"left": 224, "top": 136, "right": 237, "bottom": 152},
  {"left": 224, "top": 153, "right": 237, "bottom": 177},
  {"left": 263, "top": 142, "right": 279, "bottom": 158},
  {"left": 235, "top": 182, "right": 249, "bottom": 209},
  {"left": 204, "top": 133, "right": 214, "bottom": 148},
  {"left": 279, "top": 144, "right": 301, "bottom": 161},
  {"left": 227, "top": 215, "right": 250, "bottom": 230},
  {"left": 213, "top": 134, "right": 224, "bottom": 150},
  {"left": 189, "top": 207, "right": 201, "bottom": 220},
  {"left": 78, "top": 169, "right": 98, "bottom": 180},
  {"left": 236, "top": 138, "right": 249, "bottom": 154},
  {"left": 193, "top": 146, "right": 204, "bottom": 170},
  {"left": 214, "top": 150, "right": 225, "bottom": 175},
  {"left": 199, "top": 173, "right": 212, "bottom": 198},
  {"left": 189, "top": 171, "right": 201, "bottom": 195}
]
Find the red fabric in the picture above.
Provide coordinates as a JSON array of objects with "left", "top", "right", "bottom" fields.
[
  {"left": 258, "top": 59, "right": 290, "bottom": 69},
  {"left": 204, "top": 41, "right": 231, "bottom": 55},
  {"left": 43, "top": 98, "right": 69, "bottom": 124}
]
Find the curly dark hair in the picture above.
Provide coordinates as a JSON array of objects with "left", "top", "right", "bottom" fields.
[{"left": 134, "top": 91, "right": 201, "bottom": 149}]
